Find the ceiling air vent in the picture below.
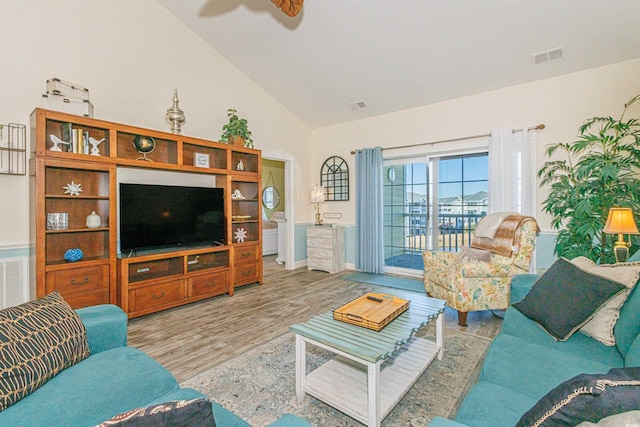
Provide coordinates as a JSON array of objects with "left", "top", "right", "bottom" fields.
[
  {"left": 349, "top": 100, "right": 367, "bottom": 111},
  {"left": 532, "top": 46, "right": 565, "bottom": 65}
]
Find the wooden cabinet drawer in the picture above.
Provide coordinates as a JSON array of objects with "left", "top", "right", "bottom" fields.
[
  {"left": 46, "top": 265, "right": 109, "bottom": 305},
  {"left": 234, "top": 245, "right": 258, "bottom": 264},
  {"left": 63, "top": 290, "right": 110, "bottom": 309},
  {"left": 188, "top": 271, "right": 230, "bottom": 298},
  {"left": 234, "top": 263, "right": 259, "bottom": 286},
  {"left": 130, "top": 280, "right": 185, "bottom": 312},
  {"left": 307, "top": 236, "right": 332, "bottom": 248},
  {"left": 128, "top": 257, "right": 183, "bottom": 283}
]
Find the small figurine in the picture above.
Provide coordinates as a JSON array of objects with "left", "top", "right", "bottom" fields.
[
  {"left": 63, "top": 181, "right": 83, "bottom": 196},
  {"left": 236, "top": 160, "right": 245, "bottom": 171},
  {"left": 88, "top": 137, "right": 105, "bottom": 156},
  {"left": 49, "top": 134, "right": 70, "bottom": 152},
  {"left": 231, "top": 189, "right": 245, "bottom": 200},
  {"left": 234, "top": 228, "right": 247, "bottom": 243}
]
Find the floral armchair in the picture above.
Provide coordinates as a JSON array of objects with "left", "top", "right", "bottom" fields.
[{"left": 422, "top": 215, "right": 538, "bottom": 326}]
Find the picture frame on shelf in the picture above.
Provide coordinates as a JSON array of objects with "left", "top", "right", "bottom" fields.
[{"left": 194, "top": 152, "right": 210, "bottom": 168}]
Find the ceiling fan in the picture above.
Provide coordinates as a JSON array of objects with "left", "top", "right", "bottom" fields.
[{"left": 270, "top": 0, "right": 303, "bottom": 17}]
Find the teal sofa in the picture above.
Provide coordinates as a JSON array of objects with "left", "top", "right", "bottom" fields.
[
  {"left": 429, "top": 272, "right": 640, "bottom": 427},
  {"left": 0, "top": 304, "right": 310, "bottom": 427}
]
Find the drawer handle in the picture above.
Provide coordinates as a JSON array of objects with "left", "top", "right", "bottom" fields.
[
  {"left": 204, "top": 281, "right": 216, "bottom": 287},
  {"left": 70, "top": 276, "right": 89, "bottom": 285},
  {"left": 240, "top": 252, "right": 251, "bottom": 259},
  {"left": 137, "top": 267, "right": 150, "bottom": 273},
  {"left": 151, "top": 292, "right": 166, "bottom": 299}
]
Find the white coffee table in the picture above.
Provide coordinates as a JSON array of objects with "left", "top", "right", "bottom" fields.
[{"left": 290, "top": 293, "right": 445, "bottom": 427}]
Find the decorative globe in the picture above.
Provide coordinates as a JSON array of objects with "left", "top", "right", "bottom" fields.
[
  {"left": 133, "top": 135, "right": 156, "bottom": 154},
  {"left": 64, "top": 248, "right": 83, "bottom": 262}
]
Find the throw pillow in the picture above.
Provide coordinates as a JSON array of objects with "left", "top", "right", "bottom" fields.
[
  {"left": 512, "top": 258, "right": 627, "bottom": 341},
  {"left": 0, "top": 292, "right": 90, "bottom": 411},
  {"left": 516, "top": 367, "right": 640, "bottom": 427},
  {"left": 457, "top": 246, "right": 492, "bottom": 263},
  {"left": 571, "top": 257, "right": 640, "bottom": 346},
  {"left": 97, "top": 398, "right": 216, "bottom": 427},
  {"left": 576, "top": 410, "right": 640, "bottom": 426}
]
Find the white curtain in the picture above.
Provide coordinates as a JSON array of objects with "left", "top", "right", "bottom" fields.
[{"left": 488, "top": 127, "right": 536, "bottom": 215}]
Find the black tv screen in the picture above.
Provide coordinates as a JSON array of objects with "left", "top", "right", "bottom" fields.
[{"left": 119, "top": 183, "right": 225, "bottom": 253}]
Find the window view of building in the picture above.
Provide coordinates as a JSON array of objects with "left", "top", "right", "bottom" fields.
[{"left": 383, "top": 152, "right": 488, "bottom": 273}]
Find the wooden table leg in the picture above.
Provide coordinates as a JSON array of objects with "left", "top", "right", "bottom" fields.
[
  {"left": 436, "top": 311, "right": 444, "bottom": 360},
  {"left": 367, "top": 359, "right": 382, "bottom": 427},
  {"left": 295, "top": 334, "right": 306, "bottom": 401}
]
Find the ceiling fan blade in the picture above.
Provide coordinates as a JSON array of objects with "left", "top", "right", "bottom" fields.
[{"left": 271, "top": 0, "right": 303, "bottom": 17}]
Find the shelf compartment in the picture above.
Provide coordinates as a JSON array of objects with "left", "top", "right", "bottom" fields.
[
  {"left": 45, "top": 198, "right": 109, "bottom": 230},
  {"left": 128, "top": 257, "right": 184, "bottom": 284},
  {"left": 116, "top": 131, "right": 178, "bottom": 164},
  {"left": 231, "top": 222, "right": 259, "bottom": 243},
  {"left": 187, "top": 250, "right": 229, "bottom": 273},
  {"left": 231, "top": 151, "right": 259, "bottom": 173},
  {"left": 183, "top": 143, "right": 227, "bottom": 170},
  {"left": 45, "top": 231, "right": 110, "bottom": 265},
  {"left": 45, "top": 119, "right": 110, "bottom": 156}
]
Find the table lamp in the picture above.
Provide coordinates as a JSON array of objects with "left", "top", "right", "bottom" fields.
[
  {"left": 310, "top": 185, "right": 325, "bottom": 226},
  {"left": 603, "top": 207, "right": 639, "bottom": 262}
]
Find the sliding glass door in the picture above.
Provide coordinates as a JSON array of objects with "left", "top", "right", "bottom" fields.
[{"left": 383, "top": 152, "right": 488, "bottom": 275}]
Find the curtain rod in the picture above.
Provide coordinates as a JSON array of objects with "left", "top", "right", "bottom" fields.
[{"left": 349, "top": 123, "right": 545, "bottom": 155}]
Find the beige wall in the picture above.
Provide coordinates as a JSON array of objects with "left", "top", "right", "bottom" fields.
[
  {"left": 0, "top": 0, "right": 312, "bottom": 248},
  {"left": 311, "top": 58, "right": 640, "bottom": 230}
]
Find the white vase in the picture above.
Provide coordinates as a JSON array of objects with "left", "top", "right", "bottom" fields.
[{"left": 86, "top": 211, "right": 101, "bottom": 228}]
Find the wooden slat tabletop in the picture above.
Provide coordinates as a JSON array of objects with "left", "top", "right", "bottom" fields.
[{"left": 290, "top": 294, "right": 445, "bottom": 363}]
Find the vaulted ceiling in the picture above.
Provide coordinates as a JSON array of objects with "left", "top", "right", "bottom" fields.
[{"left": 158, "top": 0, "right": 640, "bottom": 129}]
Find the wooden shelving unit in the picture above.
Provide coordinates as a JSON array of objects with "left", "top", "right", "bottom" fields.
[{"left": 30, "top": 108, "right": 262, "bottom": 317}]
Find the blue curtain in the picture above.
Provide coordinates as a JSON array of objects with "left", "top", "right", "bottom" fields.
[{"left": 355, "top": 146, "right": 384, "bottom": 273}]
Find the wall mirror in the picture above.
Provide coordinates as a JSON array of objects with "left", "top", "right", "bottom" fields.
[
  {"left": 321, "top": 156, "right": 349, "bottom": 201},
  {"left": 262, "top": 186, "right": 280, "bottom": 209}
]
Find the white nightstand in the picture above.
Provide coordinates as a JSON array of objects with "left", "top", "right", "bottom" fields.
[{"left": 306, "top": 226, "right": 345, "bottom": 274}]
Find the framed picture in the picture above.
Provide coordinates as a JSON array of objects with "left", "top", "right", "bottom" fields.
[{"left": 194, "top": 152, "right": 210, "bottom": 168}]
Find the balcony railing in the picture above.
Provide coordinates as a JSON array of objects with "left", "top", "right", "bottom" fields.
[{"left": 437, "top": 213, "right": 485, "bottom": 252}]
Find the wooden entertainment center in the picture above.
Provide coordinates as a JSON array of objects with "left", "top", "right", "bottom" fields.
[{"left": 30, "top": 108, "right": 262, "bottom": 318}]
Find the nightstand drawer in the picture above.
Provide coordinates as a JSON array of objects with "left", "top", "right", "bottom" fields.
[
  {"left": 130, "top": 279, "right": 185, "bottom": 312},
  {"left": 188, "top": 271, "right": 230, "bottom": 297}
]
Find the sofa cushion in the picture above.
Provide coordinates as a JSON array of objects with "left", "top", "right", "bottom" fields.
[
  {"left": 571, "top": 257, "right": 640, "bottom": 346},
  {"left": 0, "top": 346, "right": 179, "bottom": 426},
  {"left": 0, "top": 292, "right": 90, "bottom": 411},
  {"left": 479, "top": 334, "right": 621, "bottom": 400},
  {"left": 97, "top": 398, "right": 215, "bottom": 427},
  {"left": 616, "top": 279, "right": 640, "bottom": 358},
  {"left": 500, "top": 308, "right": 624, "bottom": 366},
  {"left": 516, "top": 367, "right": 640, "bottom": 427},
  {"left": 453, "top": 381, "right": 537, "bottom": 427},
  {"left": 512, "top": 258, "right": 626, "bottom": 341}
]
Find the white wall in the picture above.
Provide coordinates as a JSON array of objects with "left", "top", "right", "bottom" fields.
[
  {"left": 0, "top": 0, "right": 312, "bottom": 248},
  {"left": 311, "top": 58, "right": 640, "bottom": 231}
]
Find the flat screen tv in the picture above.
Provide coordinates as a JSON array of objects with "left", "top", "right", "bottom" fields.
[{"left": 119, "top": 183, "right": 225, "bottom": 254}]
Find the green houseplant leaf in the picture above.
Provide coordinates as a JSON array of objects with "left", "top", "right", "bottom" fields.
[
  {"left": 220, "top": 108, "right": 254, "bottom": 148},
  {"left": 538, "top": 94, "right": 640, "bottom": 264}
]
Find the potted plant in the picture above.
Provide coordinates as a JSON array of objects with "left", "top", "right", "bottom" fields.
[
  {"left": 220, "top": 108, "right": 253, "bottom": 148},
  {"left": 538, "top": 94, "right": 640, "bottom": 264}
]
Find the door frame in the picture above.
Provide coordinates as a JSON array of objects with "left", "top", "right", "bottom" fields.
[{"left": 262, "top": 150, "right": 295, "bottom": 270}]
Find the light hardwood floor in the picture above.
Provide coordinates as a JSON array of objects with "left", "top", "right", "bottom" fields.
[{"left": 127, "top": 256, "right": 502, "bottom": 382}]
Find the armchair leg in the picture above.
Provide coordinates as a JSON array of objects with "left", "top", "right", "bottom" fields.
[{"left": 457, "top": 311, "right": 468, "bottom": 327}]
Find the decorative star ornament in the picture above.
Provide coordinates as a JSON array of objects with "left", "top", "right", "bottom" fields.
[
  {"left": 234, "top": 228, "right": 247, "bottom": 243},
  {"left": 63, "top": 181, "right": 83, "bottom": 196}
]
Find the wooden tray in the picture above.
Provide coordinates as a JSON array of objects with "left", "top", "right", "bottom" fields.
[{"left": 333, "top": 293, "right": 409, "bottom": 331}]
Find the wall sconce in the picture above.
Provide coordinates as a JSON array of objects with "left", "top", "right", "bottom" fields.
[
  {"left": 603, "top": 207, "right": 639, "bottom": 262},
  {"left": 310, "top": 185, "right": 325, "bottom": 226}
]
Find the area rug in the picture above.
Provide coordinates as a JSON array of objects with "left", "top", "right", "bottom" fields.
[
  {"left": 343, "top": 272, "right": 424, "bottom": 293},
  {"left": 182, "top": 327, "right": 491, "bottom": 426}
]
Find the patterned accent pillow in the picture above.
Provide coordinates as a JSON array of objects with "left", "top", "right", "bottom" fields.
[
  {"left": 516, "top": 368, "right": 640, "bottom": 427},
  {"left": 0, "top": 292, "right": 90, "bottom": 411},
  {"left": 97, "top": 398, "right": 216, "bottom": 426}
]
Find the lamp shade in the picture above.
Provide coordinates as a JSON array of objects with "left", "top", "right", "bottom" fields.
[
  {"left": 310, "top": 185, "right": 325, "bottom": 203},
  {"left": 603, "top": 208, "right": 639, "bottom": 234}
]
